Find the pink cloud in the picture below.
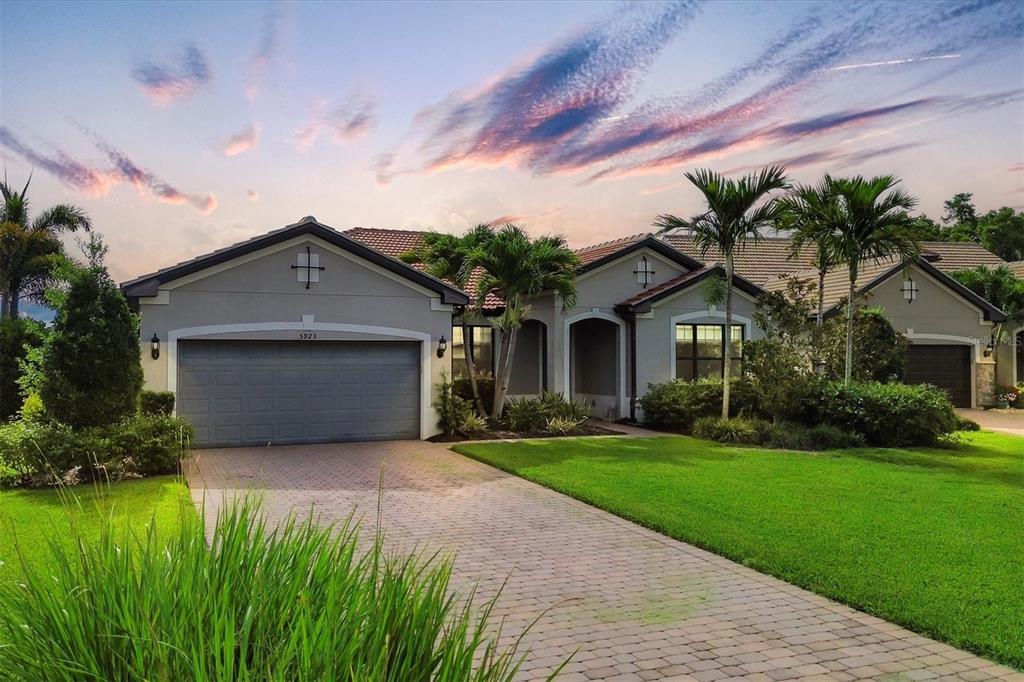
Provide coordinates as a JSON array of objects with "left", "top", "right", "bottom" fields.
[
  {"left": 131, "top": 43, "right": 211, "bottom": 106},
  {"left": 295, "top": 95, "right": 377, "bottom": 151},
  {"left": 247, "top": 189, "right": 260, "bottom": 201},
  {"left": 223, "top": 123, "right": 260, "bottom": 157}
]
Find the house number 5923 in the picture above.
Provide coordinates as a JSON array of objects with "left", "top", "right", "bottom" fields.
[{"left": 299, "top": 332, "right": 317, "bottom": 340}]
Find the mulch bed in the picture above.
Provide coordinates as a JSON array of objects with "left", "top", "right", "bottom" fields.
[{"left": 429, "top": 422, "right": 624, "bottom": 443}]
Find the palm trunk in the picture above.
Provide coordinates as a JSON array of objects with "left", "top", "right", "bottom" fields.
[
  {"left": 816, "top": 268, "right": 825, "bottom": 328},
  {"left": 0, "top": 294, "right": 8, "bottom": 320},
  {"left": 491, "top": 327, "right": 519, "bottom": 420},
  {"left": 813, "top": 266, "right": 826, "bottom": 375},
  {"left": 461, "top": 322, "right": 487, "bottom": 417},
  {"left": 722, "top": 254, "right": 734, "bottom": 420},
  {"left": 844, "top": 265, "right": 858, "bottom": 385},
  {"left": 8, "top": 291, "right": 19, "bottom": 319}
]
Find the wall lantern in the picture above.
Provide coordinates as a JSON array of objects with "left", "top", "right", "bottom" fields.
[
  {"left": 150, "top": 333, "right": 161, "bottom": 360},
  {"left": 984, "top": 337, "right": 995, "bottom": 358},
  {"left": 437, "top": 335, "right": 448, "bottom": 358}
]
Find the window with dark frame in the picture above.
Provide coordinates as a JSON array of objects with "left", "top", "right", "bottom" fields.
[
  {"left": 675, "top": 323, "right": 744, "bottom": 380},
  {"left": 451, "top": 326, "right": 495, "bottom": 377}
]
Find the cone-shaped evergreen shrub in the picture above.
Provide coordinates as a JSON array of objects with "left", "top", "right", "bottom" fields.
[{"left": 40, "top": 266, "right": 143, "bottom": 428}]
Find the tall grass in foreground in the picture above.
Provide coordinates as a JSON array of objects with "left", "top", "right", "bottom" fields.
[{"left": 0, "top": 498, "right": 552, "bottom": 681}]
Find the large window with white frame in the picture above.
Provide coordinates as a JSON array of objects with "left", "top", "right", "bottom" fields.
[
  {"left": 451, "top": 326, "right": 494, "bottom": 377},
  {"left": 675, "top": 323, "right": 744, "bottom": 380}
]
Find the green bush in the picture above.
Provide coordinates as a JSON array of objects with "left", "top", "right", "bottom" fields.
[
  {"left": 546, "top": 416, "right": 584, "bottom": 435},
  {"left": 140, "top": 390, "right": 176, "bottom": 416},
  {"left": 503, "top": 397, "right": 547, "bottom": 432},
  {"left": 0, "top": 499, "right": 535, "bottom": 680},
  {"left": 40, "top": 266, "right": 143, "bottom": 428},
  {"left": 638, "top": 378, "right": 760, "bottom": 430},
  {"left": 692, "top": 416, "right": 770, "bottom": 445},
  {"left": 18, "top": 392, "right": 46, "bottom": 423},
  {"left": 537, "top": 391, "right": 591, "bottom": 422},
  {"left": 0, "top": 414, "right": 192, "bottom": 484},
  {"left": 766, "top": 423, "right": 865, "bottom": 451},
  {"left": 458, "top": 412, "right": 488, "bottom": 437},
  {"left": 797, "top": 381, "right": 958, "bottom": 447},
  {"left": 0, "top": 317, "right": 45, "bottom": 421},
  {"left": 453, "top": 372, "right": 495, "bottom": 414},
  {"left": 434, "top": 370, "right": 469, "bottom": 437},
  {"left": 955, "top": 415, "right": 981, "bottom": 432}
]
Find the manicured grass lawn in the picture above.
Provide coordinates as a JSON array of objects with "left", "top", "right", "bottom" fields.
[
  {"left": 0, "top": 476, "right": 194, "bottom": 586},
  {"left": 454, "top": 431, "right": 1024, "bottom": 669}
]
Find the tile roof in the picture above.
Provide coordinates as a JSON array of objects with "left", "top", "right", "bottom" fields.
[
  {"left": 575, "top": 233, "right": 652, "bottom": 266},
  {"left": 1008, "top": 261, "right": 1024, "bottom": 277},
  {"left": 916, "top": 241, "right": 1006, "bottom": 271},
  {"left": 616, "top": 268, "right": 713, "bottom": 307}
]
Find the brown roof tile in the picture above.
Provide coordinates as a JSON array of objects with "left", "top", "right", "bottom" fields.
[
  {"left": 575, "top": 233, "right": 652, "bottom": 266},
  {"left": 1008, "top": 261, "right": 1024, "bottom": 277},
  {"left": 617, "top": 268, "right": 713, "bottom": 307}
]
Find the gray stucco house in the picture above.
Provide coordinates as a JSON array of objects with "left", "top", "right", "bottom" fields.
[{"left": 123, "top": 216, "right": 1019, "bottom": 447}]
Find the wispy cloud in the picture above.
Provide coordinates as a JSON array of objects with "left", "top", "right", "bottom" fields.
[
  {"left": 294, "top": 95, "right": 377, "bottom": 151},
  {"left": 382, "top": 0, "right": 1019, "bottom": 183},
  {"left": 131, "top": 43, "right": 211, "bottom": 106},
  {"left": 0, "top": 126, "right": 217, "bottom": 214},
  {"left": 246, "top": 3, "right": 285, "bottom": 101},
  {"left": 247, "top": 189, "right": 260, "bottom": 201},
  {"left": 725, "top": 142, "right": 924, "bottom": 175},
  {"left": 223, "top": 123, "right": 261, "bottom": 156}
]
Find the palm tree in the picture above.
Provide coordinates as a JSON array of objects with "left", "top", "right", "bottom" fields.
[
  {"left": 654, "top": 166, "right": 790, "bottom": 419},
  {"left": 402, "top": 225, "right": 494, "bottom": 417},
  {"left": 780, "top": 180, "right": 843, "bottom": 328},
  {"left": 462, "top": 225, "right": 579, "bottom": 419},
  {"left": 1, "top": 177, "right": 91, "bottom": 318},
  {"left": 822, "top": 175, "right": 919, "bottom": 384}
]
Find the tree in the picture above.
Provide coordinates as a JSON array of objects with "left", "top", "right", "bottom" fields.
[
  {"left": 461, "top": 225, "right": 578, "bottom": 419},
  {"left": 978, "top": 207, "right": 1024, "bottom": 262},
  {"left": 39, "top": 262, "right": 142, "bottom": 428},
  {"left": 908, "top": 215, "right": 942, "bottom": 241},
  {"left": 942, "top": 192, "right": 978, "bottom": 242},
  {"left": 0, "top": 176, "right": 91, "bottom": 318},
  {"left": 819, "top": 175, "right": 919, "bottom": 383},
  {"left": 654, "top": 166, "right": 790, "bottom": 419},
  {"left": 401, "top": 225, "right": 494, "bottom": 417},
  {"left": 780, "top": 179, "right": 842, "bottom": 330},
  {"left": 0, "top": 316, "right": 45, "bottom": 420},
  {"left": 821, "top": 306, "right": 908, "bottom": 382},
  {"left": 951, "top": 265, "right": 1024, "bottom": 350}
]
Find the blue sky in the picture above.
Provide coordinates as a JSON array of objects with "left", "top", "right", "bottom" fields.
[{"left": 1, "top": 0, "right": 1022, "bottom": 283}]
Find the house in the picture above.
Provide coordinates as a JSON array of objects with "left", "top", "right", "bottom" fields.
[{"left": 123, "top": 217, "right": 1015, "bottom": 447}]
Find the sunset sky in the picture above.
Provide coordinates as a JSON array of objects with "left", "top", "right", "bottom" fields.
[{"left": 1, "top": 0, "right": 1022, "bottom": 285}]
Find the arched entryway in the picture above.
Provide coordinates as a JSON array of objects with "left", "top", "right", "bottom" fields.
[
  {"left": 564, "top": 313, "right": 625, "bottom": 419},
  {"left": 507, "top": 319, "right": 547, "bottom": 396},
  {"left": 1015, "top": 328, "right": 1024, "bottom": 384}
]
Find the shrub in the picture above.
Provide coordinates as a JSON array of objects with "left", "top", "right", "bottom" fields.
[
  {"left": 821, "top": 307, "right": 908, "bottom": 382},
  {"left": 40, "top": 266, "right": 143, "bottom": 428},
  {"left": 503, "top": 397, "right": 547, "bottom": 432},
  {"left": 955, "top": 415, "right": 981, "bottom": 432},
  {"left": 638, "top": 378, "right": 761, "bottom": 430},
  {"left": 692, "top": 416, "right": 772, "bottom": 445},
  {"left": 18, "top": 392, "right": 46, "bottom": 423},
  {"left": 458, "top": 412, "right": 488, "bottom": 437},
  {"left": 766, "top": 423, "right": 865, "bottom": 451},
  {"left": 434, "top": 370, "right": 469, "bottom": 437},
  {"left": 0, "top": 414, "right": 192, "bottom": 484},
  {"left": 140, "top": 390, "right": 176, "bottom": 416},
  {"left": 796, "top": 381, "right": 958, "bottom": 447},
  {"left": 0, "top": 317, "right": 45, "bottom": 421},
  {"left": 0, "top": 500, "right": 535, "bottom": 680},
  {"left": 546, "top": 416, "right": 584, "bottom": 435},
  {"left": 537, "top": 391, "right": 591, "bottom": 422},
  {"left": 453, "top": 372, "right": 495, "bottom": 415}
]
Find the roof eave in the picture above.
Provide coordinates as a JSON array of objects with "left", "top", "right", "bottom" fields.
[{"left": 576, "top": 237, "right": 705, "bottom": 275}]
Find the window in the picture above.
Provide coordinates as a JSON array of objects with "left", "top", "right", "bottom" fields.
[
  {"left": 675, "top": 323, "right": 744, "bottom": 380},
  {"left": 451, "top": 326, "right": 494, "bottom": 377}
]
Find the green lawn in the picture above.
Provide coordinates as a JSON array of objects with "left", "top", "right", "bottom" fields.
[
  {"left": 454, "top": 432, "right": 1024, "bottom": 669},
  {"left": 0, "top": 476, "right": 194, "bottom": 585}
]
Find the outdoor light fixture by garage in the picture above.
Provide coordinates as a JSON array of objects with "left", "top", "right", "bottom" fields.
[
  {"left": 150, "top": 333, "right": 161, "bottom": 360},
  {"left": 437, "top": 335, "right": 448, "bottom": 358},
  {"left": 984, "top": 337, "right": 995, "bottom": 358}
]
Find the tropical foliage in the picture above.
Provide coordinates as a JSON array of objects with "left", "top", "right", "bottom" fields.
[
  {"left": 0, "top": 176, "right": 91, "bottom": 319},
  {"left": 951, "top": 265, "right": 1024, "bottom": 346},
  {"left": 0, "top": 316, "right": 44, "bottom": 420},
  {"left": 654, "top": 166, "right": 790, "bottom": 418}
]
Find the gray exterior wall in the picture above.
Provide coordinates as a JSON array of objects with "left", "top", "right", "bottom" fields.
[
  {"left": 136, "top": 235, "right": 453, "bottom": 438},
  {"left": 862, "top": 264, "right": 996, "bottom": 407}
]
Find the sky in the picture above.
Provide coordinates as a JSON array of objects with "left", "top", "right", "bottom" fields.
[{"left": 1, "top": 0, "right": 1023, "bottom": 286}]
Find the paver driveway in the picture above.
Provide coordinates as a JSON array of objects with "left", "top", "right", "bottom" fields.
[{"left": 188, "top": 440, "right": 1022, "bottom": 681}]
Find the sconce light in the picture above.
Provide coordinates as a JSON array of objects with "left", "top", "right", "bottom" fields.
[
  {"left": 437, "top": 335, "right": 448, "bottom": 358},
  {"left": 984, "top": 337, "right": 995, "bottom": 358},
  {"left": 150, "top": 333, "right": 161, "bottom": 360}
]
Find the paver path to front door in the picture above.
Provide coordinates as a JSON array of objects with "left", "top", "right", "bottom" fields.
[{"left": 188, "top": 441, "right": 1022, "bottom": 682}]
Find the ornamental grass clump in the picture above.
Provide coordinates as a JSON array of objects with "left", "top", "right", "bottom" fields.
[{"left": 0, "top": 498, "right": 545, "bottom": 681}]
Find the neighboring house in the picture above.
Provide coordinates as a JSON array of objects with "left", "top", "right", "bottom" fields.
[{"left": 123, "top": 217, "right": 1014, "bottom": 447}]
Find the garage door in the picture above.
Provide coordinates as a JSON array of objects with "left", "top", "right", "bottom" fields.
[
  {"left": 177, "top": 340, "right": 420, "bottom": 447},
  {"left": 904, "top": 344, "right": 971, "bottom": 407}
]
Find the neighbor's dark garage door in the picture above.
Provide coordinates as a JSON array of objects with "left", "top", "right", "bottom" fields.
[
  {"left": 178, "top": 340, "right": 420, "bottom": 447},
  {"left": 904, "top": 344, "right": 971, "bottom": 407}
]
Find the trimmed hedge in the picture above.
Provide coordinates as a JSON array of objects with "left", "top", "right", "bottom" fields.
[
  {"left": 641, "top": 378, "right": 961, "bottom": 447},
  {"left": 692, "top": 417, "right": 865, "bottom": 451},
  {"left": 453, "top": 374, "right": 495, "bottom": 414},
  {"left": 0, "top": 414, "right": 193, "bottom": 484},
  {"left": 140, "top": 390, "right": 176, "bottom": 416}
]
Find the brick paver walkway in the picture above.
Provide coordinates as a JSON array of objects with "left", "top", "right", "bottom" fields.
[{"left": 188, "top": 441, "right": 1022, "bottom": 681}]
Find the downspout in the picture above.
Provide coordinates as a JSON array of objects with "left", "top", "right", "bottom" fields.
[{"left": 629, "top": 314, "right": 637, "bottom": 422}]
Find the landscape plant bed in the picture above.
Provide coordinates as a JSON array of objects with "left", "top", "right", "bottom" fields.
[{"left": 430, "top": 421, "right": 622, "bottom": 442}]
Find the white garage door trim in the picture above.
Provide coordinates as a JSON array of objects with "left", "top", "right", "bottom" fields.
[{"left": 168, "top": 322, "right": 433, "bottom": 439}]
